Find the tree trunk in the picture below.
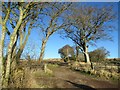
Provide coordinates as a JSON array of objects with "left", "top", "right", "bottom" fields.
[
  {"left": 83, "top": 46, "right": 90, "bottom": 63},
  {"left": 3, "top": 6, "right": 23, "bottom": 87},
  {"left": 4, "top": 35, "right": 17, "bottom": 87},
  {"left": 67, "top": 47, "right": 69, "bottom": 62},
  {"left": 1, "top": 4, "right": 10, "bottom": 87},
  {"left": 11, "top": 32, "right": 19, "bottom": 60},
  {"left": 15, "top": 45, "right": 25, "bottom": 61},
  {"left": 76, "top": 46, "right": 79, "bottom": 61},
  {"left": 39, "top": 37, "right": 49, "bottom": 63},
  {"left": 0, "top": 26, "right": 6, "bottom": 88},
  {"left": 84, "top": 52, "right": 90, "bottom": 63},
  {"left": 13, "top": 21, "right": 31, "bottom": 62},
  {"left": 0, "top": 42, "right": 2, "bottom": 89},
  {"left": 15, "top": 34, "right": 30, "bottom": 60}
]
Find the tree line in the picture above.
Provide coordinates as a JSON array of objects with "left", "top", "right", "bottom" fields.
[
  {"left": 0, "top": 2, "right": 116, "bottom": 87},
  {"left": 58, "top": 45, "right": 110, "bottom": 62}
]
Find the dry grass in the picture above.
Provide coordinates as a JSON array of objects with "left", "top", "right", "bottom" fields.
[
  {"left": 70, "top": 61, "right": 119, "bottom": 81},
  {"left": 9, "top": 67, "right": 25, "bottom": 88},
  {"left": 47, "top": 63, "right": 59, "bottom": 70},
  {"left": 23, "top": 68, "right": 53, "bottom": 88},
  {"left": 9, "top": 59, "right": 119, "bottom": 88},
  {"left": 34, "top": 70, "right": 54, "bottom": 77},
  {"left": 8, "top": 62, "right": 58, "bottom": 88}
]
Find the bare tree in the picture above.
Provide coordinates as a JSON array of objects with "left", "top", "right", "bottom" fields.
[
  {"left": 14, "top": 3, "right": 48, "bottom": 61},
  {"left": 1, "top": 2, "right": 71, "bottom": 87},
  {"left": 63, "top": 4, "right": 116, "bottom": 63},
  {"left": 38, "top": 3, "right": 72, "bottom": 62},
  {"left": 1, "top": 2, "right": 44, "bottom": 87}
]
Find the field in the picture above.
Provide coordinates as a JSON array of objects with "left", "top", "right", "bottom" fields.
[{"left": 9, "top": 58, "right": 119, "bottom": 89}]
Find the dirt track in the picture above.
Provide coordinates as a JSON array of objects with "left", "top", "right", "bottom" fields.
[{"left": 33, "top": 65, "right": 118, "bottom": 89}]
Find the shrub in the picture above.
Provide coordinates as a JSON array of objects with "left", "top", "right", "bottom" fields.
[{"left": 89, "top": 47, "right": 110, "bottom": 62}]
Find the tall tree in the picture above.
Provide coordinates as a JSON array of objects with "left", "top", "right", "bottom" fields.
[
  {"left": 1, "top": 2, "right": 44, "bottom": 87},
  {"left": 63, "top": 4, "right": 116, "bottom": 63},
  {"left": 38, "top": 3, "right": 72, "bottom": 62}
]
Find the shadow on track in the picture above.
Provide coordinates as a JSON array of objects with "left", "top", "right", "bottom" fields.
[{"left": 66, "top": 80, "right": 96, "bottom": 90}]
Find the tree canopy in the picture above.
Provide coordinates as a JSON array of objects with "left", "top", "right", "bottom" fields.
[
  {"left": 62, "top": 4, "right": 116, "bottom": 63},
  {"left": 58, "top": 45, "right": 75, "bottom": 60}
]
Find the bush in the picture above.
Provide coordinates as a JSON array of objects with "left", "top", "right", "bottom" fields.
[{"left": 89, "top": 47, "right": 110, "bottom": 62}]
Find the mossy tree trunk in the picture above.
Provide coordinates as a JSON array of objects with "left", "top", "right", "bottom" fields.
[
  {"left": 0, "top": 3, "right": 10, "bottom": 88},
  {"left": 3, "top": 5, "right": 23, "bottom": 87},
  {"left": 0, "top": 26, "right": 7, "bottom": 88}
]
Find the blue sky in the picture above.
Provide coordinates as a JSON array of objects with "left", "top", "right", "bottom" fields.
[
  {"left": 1, "top": 2, "right": 118, "bottom": 59},
  {"left": 21, "top": 2, "right": 119, "bottom": 59},
  {"left": 43, "top": 31, "right": 118, "bottom": 59}
]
